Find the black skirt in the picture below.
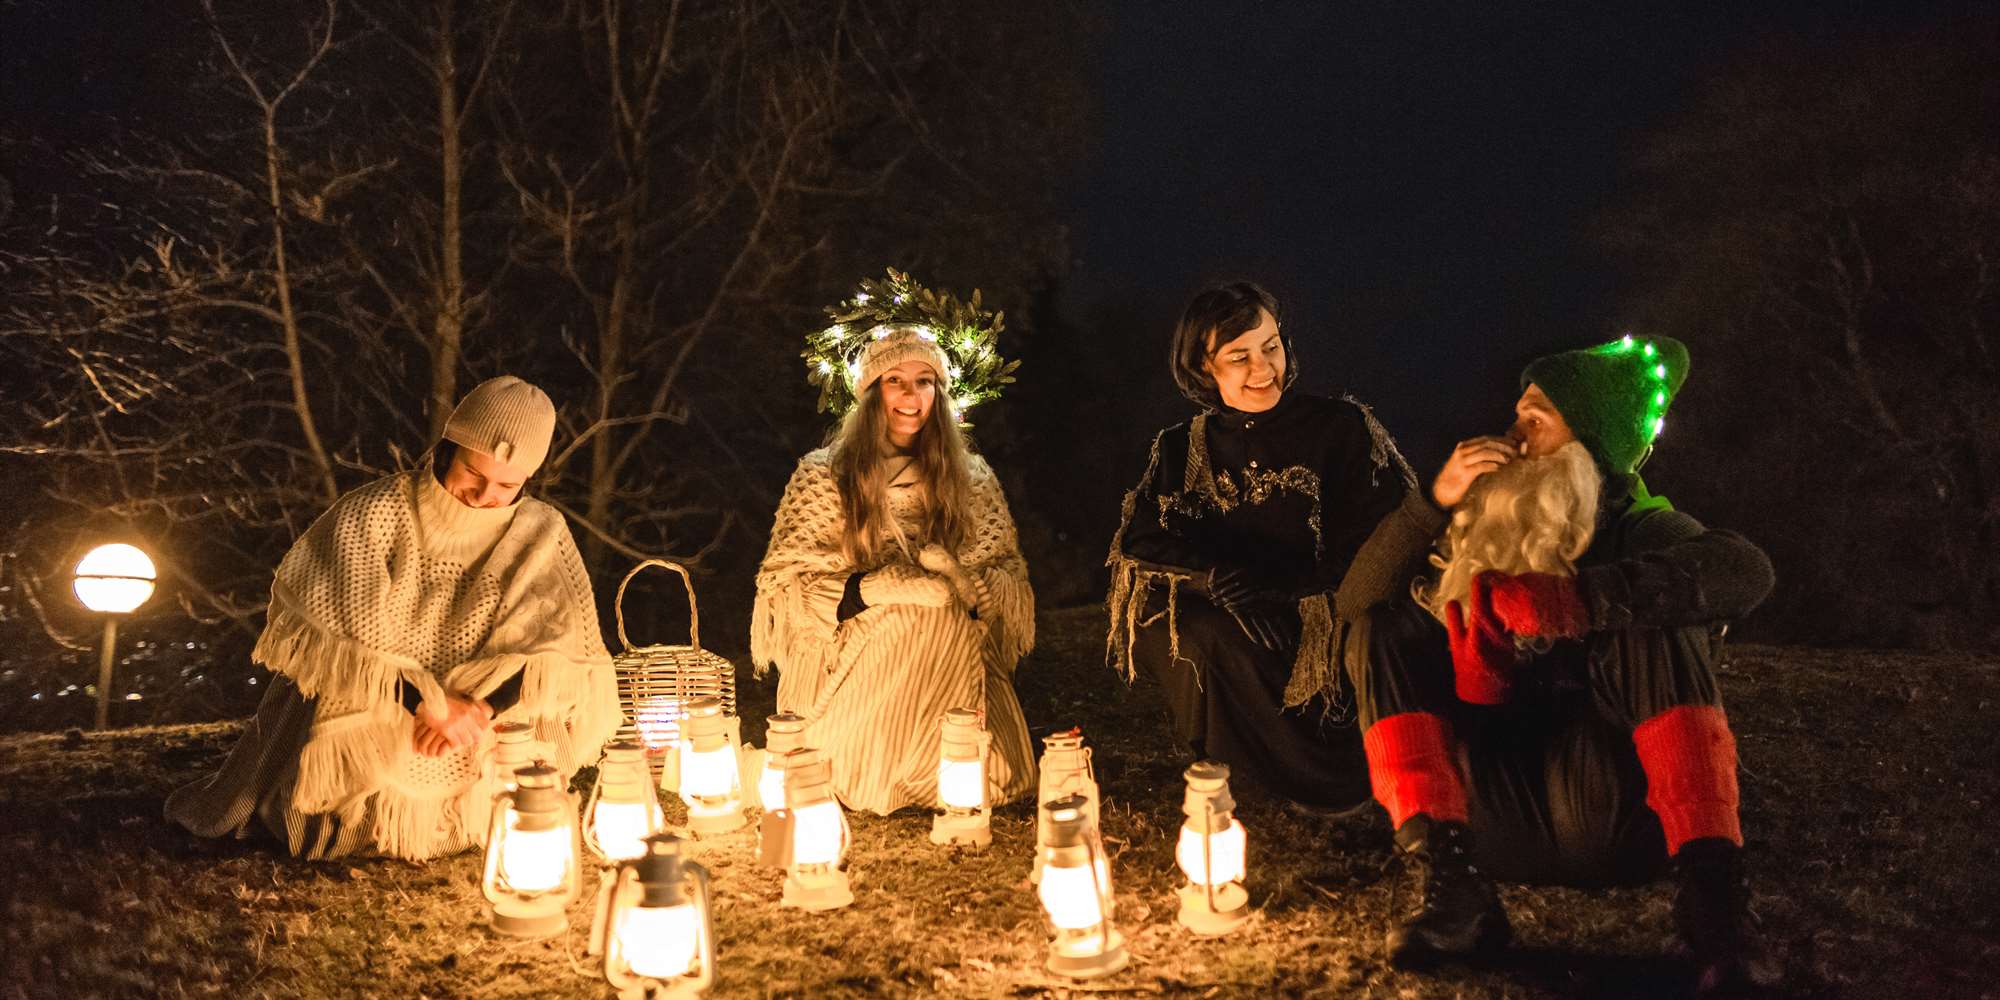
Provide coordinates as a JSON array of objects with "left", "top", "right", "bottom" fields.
[{"left": 1131, "top": 588, "right": 1371, "bottom": 809}]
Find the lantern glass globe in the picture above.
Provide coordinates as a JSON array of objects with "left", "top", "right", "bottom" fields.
[
  {"left": 499, "top": 825, "right": 571, "bottom": 892},
  {"left": 1175, "top": 819, "right": 1247, "bottom": 885},
  {"left": 618, "top": 902, "right": 700, "bottom": 979},
  {"left": 74, "top": 543, "right": 156, "bottom": 614}
]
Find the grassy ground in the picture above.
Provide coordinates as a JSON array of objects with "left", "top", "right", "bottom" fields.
[{"left": 3, "top": 605, "right": 1997, "bottom": 999}]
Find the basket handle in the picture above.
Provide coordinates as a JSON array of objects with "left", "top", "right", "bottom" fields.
[{"left": 614, "top": 559, "right": 701, "bottom": 652}]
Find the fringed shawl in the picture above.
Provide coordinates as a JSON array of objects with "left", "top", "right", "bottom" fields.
[
  {"left": 1106, "top": 397, "right": 1412, "bottom": 712},
  {"left": 253, "top": 470, "right": 619, "bottom": 859}
]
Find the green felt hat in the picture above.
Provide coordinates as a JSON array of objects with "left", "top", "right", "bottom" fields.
[{"left": 1521, "top": 334, "right": 1689, "bottom": 475}]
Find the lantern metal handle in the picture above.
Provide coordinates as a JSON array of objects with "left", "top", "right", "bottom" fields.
[
  {"left": 1201, "top": 800, "right": 1219, "bottom": 909},
  {"left": 687, "top": 863, "right": 718, "bottom": 993},
  {"left": 614, "top": 559, "right": 701, "bottom": 651}
]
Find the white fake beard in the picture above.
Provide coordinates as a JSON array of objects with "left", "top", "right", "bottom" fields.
[{"left": 1419, "top": 440, "right": 1603, "bottom": 623}]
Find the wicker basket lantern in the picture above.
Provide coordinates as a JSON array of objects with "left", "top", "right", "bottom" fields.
[{"left": 611, "top": 559, "right": 737, "bottom": 774}]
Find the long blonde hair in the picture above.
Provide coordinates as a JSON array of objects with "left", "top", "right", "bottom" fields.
[
  {"left": 828, "top": 381, "right": 973, "bottom": 567},
  {"left": 1417, "top": 440, "right": 1602, "bottom": 622}
]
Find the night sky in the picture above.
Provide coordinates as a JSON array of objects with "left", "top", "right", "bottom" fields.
[
  {"left": 0, "top": 0, "right": 1981, "bottom": 539},
  {"left": 1065, "top": 0, "right": 1975, "bottom": 468}
]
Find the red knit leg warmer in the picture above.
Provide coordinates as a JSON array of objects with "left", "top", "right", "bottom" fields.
[
  {"left": 1631, "top": 704, "right": 1743, "bottom": 854},
  {"left": 1362, "top": 712, "right": 1469, "bottom": 828}
]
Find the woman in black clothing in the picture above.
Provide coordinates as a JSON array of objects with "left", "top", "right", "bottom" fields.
[{"left": 1105, "top": 281, "right": 1414, "bottom": 808}]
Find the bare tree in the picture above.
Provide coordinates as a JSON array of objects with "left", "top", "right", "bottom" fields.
[
  {"left": 1603, "top": 23, "right": 2000, "bottom": 648},
  {"left": 0, "top": 0, "right": 1089, "bottom": 727}
]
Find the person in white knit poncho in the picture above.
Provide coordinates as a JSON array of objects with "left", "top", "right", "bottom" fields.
[
  {"left": 752, "top": 326, "right": 1036, "bottom": 814},
  {"left": 166, "top": 377, "right": 620, "bottom": 860}
]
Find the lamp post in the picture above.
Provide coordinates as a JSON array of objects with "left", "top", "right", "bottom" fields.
[
  {"left": 1036, "top": 794, "right": 1128, "bottom": 979},
  {"left": 481, "top": 763, "right": 583, "bottom": 938},
  {"left": 1174, "top": 761, "right": 1249, "bottom": 935},
  {"left": 586, "top": 741, "right": 668, "bottom": 864},
  {"left": 931, "top": 707, "right": 992, "bottom": 849},
  {"left": 593, "top": 833, "right": 716, "bottom": 998},
  {"left": 72, "top": 542, "right": 156, "bottom": 730},
  {"left": 669, "top": 697, "right": 748, "bottom": 835},
  {"left": 1033, "top": 728, "right": 1098, "bottom": 883},
  {"left": 755, "top": 712, "right": 807, "bottom": 812},
  {"left": 779, "top": 748, "right": 853, "bottom": 911}
]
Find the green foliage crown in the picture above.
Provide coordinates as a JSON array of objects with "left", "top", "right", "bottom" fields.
[{"left": 803, "top": 268, "right": 1019, "bottom": 418}]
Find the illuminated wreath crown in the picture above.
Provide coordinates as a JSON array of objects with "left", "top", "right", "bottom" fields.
[{"left": 803, "top": 268, "right": 1019, "bottom": 419}]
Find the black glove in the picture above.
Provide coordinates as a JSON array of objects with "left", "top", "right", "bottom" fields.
[
  {"left": 1227, "top": 600, "right": 1296, "bottom": 652},
  {"left": 1206, "top": 563, "right": 1286, "bottom": 609}
]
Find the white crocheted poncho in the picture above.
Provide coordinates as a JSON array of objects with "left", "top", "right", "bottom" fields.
[
  {"left": 254, "top": 469, "right": 619, "bottom": 858},
  {"left": 750, "top": 449, "right": 1034, "bottom": 689}
]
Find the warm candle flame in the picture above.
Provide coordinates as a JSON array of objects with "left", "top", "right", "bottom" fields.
[
  {"left": 590, "top": 802, "right": 654, "bottom": 862},
  {"left": 618, "top": 902, "right": 699, "bottom": 979},
  {"left": 1175, "top": 819, "right": 1247, "bottom": 886},
  {"left": 937, "top": 757, "right": 984, "bottom": 810},
  {"left": 680, "top": 743, "right": 738, "bottom": 799},
  {"left": 499, "top": 825, "right": 570, "bottom": 893},
  {"left": 790, "top": 799, "right": 844, "bottom": 867},
  {"left": 758, "top": 762, "right": 787, "bottom": 813},
  {"left": 1038, "top": 859, "right": 1112, "bottom": 930}
]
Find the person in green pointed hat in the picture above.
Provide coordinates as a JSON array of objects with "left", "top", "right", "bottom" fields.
[
  {"left": 1330, "top": 333, "right": 1780, "bottom": 995},
  {"left": 1521, "top": 332, "right": 1689, "bottom": 486}
]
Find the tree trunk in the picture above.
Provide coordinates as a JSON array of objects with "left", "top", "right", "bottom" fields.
[
  {"left": 584, "top": 208, "right": 638, "bottom": 569},
  {"left": 264, "top": 109, "right": 339, "bottom": 504},
  {"left": 430, "top": 0, "right": 465, "bottom": 438}
]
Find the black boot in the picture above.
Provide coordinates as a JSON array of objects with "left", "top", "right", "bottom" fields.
[
  {"left": 1672, "top": 838, "right": 1778, "bottom": 996},
  {"left": 1386, "top": 816, "right": 1511, "bottom": 968}
]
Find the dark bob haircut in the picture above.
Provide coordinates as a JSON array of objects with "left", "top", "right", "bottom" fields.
[{"left": 1168, "top": 281, "right": 1295, "bottom": 410}]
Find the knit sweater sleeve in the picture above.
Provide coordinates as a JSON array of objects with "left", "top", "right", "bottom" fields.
[
  {"left": 1577, "top": 507, "right": 1775, "bottom": 630},
  {"left": 1311, "top": 398, "right": 1417, "bottom": 595},
  {"left": 1333, "top": 489, "right": 1449, "bottom": 620}
]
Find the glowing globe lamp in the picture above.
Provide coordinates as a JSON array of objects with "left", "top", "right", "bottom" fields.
[
  {"left": 73, "top": 543, "right": 156, "bottom": 614},
  {"left": 73, "top": 542, "right": 157, "bottom": 730}
]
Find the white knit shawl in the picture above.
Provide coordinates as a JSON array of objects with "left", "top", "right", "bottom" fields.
[
  {"left": 750, "top": 449, "right": 1034, "bottom": 687},
  {"left": 253, "top": 469, "right": 619, "bottom": 858}
]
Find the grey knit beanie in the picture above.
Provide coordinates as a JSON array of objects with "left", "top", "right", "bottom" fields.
[
  {"left": 442, "top": 376, "right": 557, "bottom": 476},
  {"left": 856, "top": 325, "right": 952, "bottom": 393}
]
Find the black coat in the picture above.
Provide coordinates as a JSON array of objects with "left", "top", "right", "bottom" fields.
[{"left": 1111, "top": 392, "right": 1414, "bottom": 597}]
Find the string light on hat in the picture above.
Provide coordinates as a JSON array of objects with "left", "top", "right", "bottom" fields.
[
  {"left": 1598, "top": 333, "right": 1673, "bottom": 443},
  {"left": 803, "top": 268, "right": 1018, "bottom": 419}
]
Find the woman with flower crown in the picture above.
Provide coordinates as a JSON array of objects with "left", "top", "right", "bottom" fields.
[{"left": 750, "top": 275, "right": 1035, "bottom": 814}]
